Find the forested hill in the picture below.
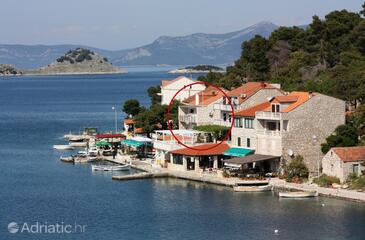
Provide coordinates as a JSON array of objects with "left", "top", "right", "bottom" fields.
[{"left": 199, "top": 3, "right": 365, "bottom": 108}]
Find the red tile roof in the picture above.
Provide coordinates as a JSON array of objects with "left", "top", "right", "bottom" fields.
[
  {"left": 96, "top": 133, "right": 126, "bottom": 139},
  {"left": 227, "top": 82, "right": 275, "bottom": 97},
  {"left": 124, "top": 119, "right": 135, "bottom": 124},
  {"left": 170, "top": 143, "right": 230, "bottom": 156},
  {"left": 235, "top": 102, "right": 271, "bottom": 117},
  {"left": 332, "top": 147, "right": 365, "bottom": 162},
  {"left": 265, "top": 91, "right": 316, "bottom": 113},
  {"left": 183, "top": 86, "right": 226, "bottom": 106}
]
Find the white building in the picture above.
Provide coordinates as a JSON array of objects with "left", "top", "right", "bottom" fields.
[
  {"left": 160, "top": 76, "right": 206, "bottom": 105},
  {"left": 322, "top": 147, "right": 365, "bottom": 183}
]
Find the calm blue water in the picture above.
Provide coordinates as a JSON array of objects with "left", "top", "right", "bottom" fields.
[{"left": 0, "top": 71, "right": 364, "bottom": 240}]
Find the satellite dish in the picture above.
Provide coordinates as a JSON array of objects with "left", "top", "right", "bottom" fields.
[{"left": 287, "top": 149, "right": 294, "bottom": 156}]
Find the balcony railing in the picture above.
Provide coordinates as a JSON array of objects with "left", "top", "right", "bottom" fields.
[
  {"left": 213, "top": 103, "right": 240, "bottom": 111},
  {"left": 256, "top": 129, "right": 282, "bottom": 136},
  {"left": 213, "top": 120, "right": 232, "bottom": 127},
  {"left": 256, "top": 111, "right": 282, "bottom": 120},
  {"left": 179, "top": 114, "right": 197, "bottom": 123}
]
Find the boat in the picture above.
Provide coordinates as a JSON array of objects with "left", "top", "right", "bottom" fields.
[
  {"left": 59, "top": 156, "right": 74, "bottom": 163},
  {"left": 233, "top": 185, "right": 272, "bottom": 192},
  {"left": 69, "top": 142, "right": 87, "bottom": 147},
  {"left": 53, "top": 145, "right": 74, "bottom": 150},
  {"left": 279, "top": 191, "right": 318, "bottom": 198},
  {"left": 68, "top": 135, "right": 89, "bottom": 142},
  {"left": 91, "top": 164, "right": 130, "bottom": 171},
  {"left": 88, "top": 147, "right": 99, "bottom": 156}
]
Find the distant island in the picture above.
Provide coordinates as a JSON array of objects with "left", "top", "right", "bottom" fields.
[
  {"left": 25, "top": 48, "right": 125, "bottom": 75},
  {"left": 168, "top": 65, "right": 225, "bottom": 74},
  {"left": 0, "top": 64, "right": 22, "bottom": 76}
]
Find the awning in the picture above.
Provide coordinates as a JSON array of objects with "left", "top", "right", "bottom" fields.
[
  {"left": 96, "top": 141, "right": 111, "bottom": 147},
  {"left": 224, "top": 154, "right": 279, "bottom": 165},
  {"left": 96, "top": 133, "right": 125, "bottom": 139},
  {"left": 223, "top": 147, "right": 254, "bottom": 157},
  {"left": 170, "top": 143, "right": 230, "bottom": 156},
  {"left": 121, "top": 139, "right": 144, "bottom": 147}
]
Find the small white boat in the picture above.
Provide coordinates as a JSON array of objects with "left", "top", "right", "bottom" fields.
[
  {"left": 59, "top": 156, "right": 74, "bottom": 163},
  {"left": 91, "top": 164, "right": 130, "bottom": 171},
  {"left": 233, "top": 185, "right": 273, "bottom": 192},
  {"left": 53, "top": 145, "right": 74, "bottom": 150},
  {"left": 69, "top": 142, "right": 87, "bottom": 147},
  {"left": 68, "top": 135, "right": 88, "bottom": 142},
  {"left": 279, "top": 191, "right": 318, "bottom": 198}
]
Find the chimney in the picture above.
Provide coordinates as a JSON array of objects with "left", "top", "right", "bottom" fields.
[
  {"left": 261, "top": 82, "right": 266, "bottom": 88},
  {"left": 195, "top": 94, "right": 199, "bottom": 105}
]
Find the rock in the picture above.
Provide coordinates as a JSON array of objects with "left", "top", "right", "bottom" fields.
[{"left": 26, "top": 48, "right": 125, "bottom": 75}]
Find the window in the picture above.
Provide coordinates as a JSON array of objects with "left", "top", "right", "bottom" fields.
[
  {"left": 244, "top": 118, "right": 254, "bottom": 129},
  {"left": 352, "top": 164, "right": 360, "bottom": 176},
  {"left": 189, "top": 108, "right": 195, "bottom": 114},
  {"left": 172, "top": 155, "right": 183, "bottom": 165},
  {"left": 271, "top": 104, "right": 280, "bottom": 112},
  {"left": 237, "top": 137, "right": 241, "bottom": 147},
  {"left": 223, "top": 112, "right": 227, "bottom": 121},
  {"left": 283, "top": 120, "right": 289, "bottom": 131},
  {"left": 267, "top": 122, "right": 277, "bottom": 131},
  {"left": 234, "top": 118, "right": 242, "bottom": 128},
  {"left": 247, "top": 138, "right": 251, "bottom": 148}
]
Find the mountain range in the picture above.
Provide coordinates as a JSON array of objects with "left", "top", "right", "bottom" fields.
[{"left": 0, "top": 22, "right": 278, "bottom": 69}]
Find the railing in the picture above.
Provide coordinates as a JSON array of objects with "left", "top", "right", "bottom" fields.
[
  {"left": 179, "top": 114, "right": 197, "bottom": 123},
  {"left": 213, "top": 120, "right": 232, "bottom": 127},
  {"left": 256, "top": 111, "right": 282, "bottom": 120},
  {"left": 256, "top": 129, "right": 282, "bottom": 136},
  {"left": 213, "top": 103, "right": 240, "bottom": 111}
]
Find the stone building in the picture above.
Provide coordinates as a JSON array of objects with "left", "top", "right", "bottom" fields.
[
  {"left": 178, "top": 82, "right": 283, "bottom": 129},
  {"left": 322, "top": 147, "right": 365, "bottom": 183},
  {"left": 231, "top": 91, "right": 346, "bottom": 174}
]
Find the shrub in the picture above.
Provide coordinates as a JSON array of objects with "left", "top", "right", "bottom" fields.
[
  {"left": 349, "top": 176, "right": 365, "bottom": 190},
  {"left": 285, "top": 155, "right": 309, "bottom": 183},
  {"left": 314, "top": 174, "right": 340, "bottom": 187}
]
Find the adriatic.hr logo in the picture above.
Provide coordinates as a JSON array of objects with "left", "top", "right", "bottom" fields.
[{"left": 7, "top": 221, "right": 87, "bottom": 234}]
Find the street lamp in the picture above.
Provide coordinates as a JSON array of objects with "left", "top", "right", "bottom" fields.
[
  {"left": 312, "top": 135, "right": 320, "bottom": 177},
  {"left": 112, "top": 106, "right": 117, "bottom": 133}
]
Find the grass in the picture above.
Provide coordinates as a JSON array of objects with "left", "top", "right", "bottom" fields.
[{"left": 314, "top": 174, "right": 340, "bottom": 187}]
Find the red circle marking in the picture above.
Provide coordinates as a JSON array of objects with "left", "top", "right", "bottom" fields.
[{"left": 166, "top": 81, "right": 235, "bottom": 151}]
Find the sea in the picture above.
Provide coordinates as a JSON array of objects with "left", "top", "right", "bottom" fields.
[{"left": 0, "top": 68, "right": 364, "bottom": 240}]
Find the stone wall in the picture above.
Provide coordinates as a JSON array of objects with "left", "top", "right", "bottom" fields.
[{"left": 281, "top": 94, "right": 346, "bottom": 173}]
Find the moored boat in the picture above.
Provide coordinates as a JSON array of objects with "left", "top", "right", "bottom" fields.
[
  {"left": 69, "top": 142, "right": 87, "bottom": 147},
  {"left": 91, "top": 164, "right": 130, "bottom": 171},
  {"left": 59, "top": 156, "right": 74, "bottom": 163},
  {"left": 53, "top": 145, "right": 74, "bottom": 150},
  {"left": 233, "top": 185, "right": 272, "bottom": 192},
  {"left": 279, "top": 191, "right": 318, "bottom": 198}
]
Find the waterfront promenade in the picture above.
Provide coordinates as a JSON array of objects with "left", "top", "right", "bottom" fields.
[{"left": 104, "top": 153, "right": 365, "bottom": 202}]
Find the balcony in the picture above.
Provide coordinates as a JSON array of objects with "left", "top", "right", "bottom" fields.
[
  {"left": 213, "top": 120, "right": 232, "bottom": 127},
  {"left": 256, "top": 111, "right": 282, "bottom": 120},
  {"left": 256, "top": 129, "right": 282, "bottom": 136},
  {"left": 213, "top": 103, "right": 240, "bottom": 112},
  {"left": 179, "top": 114, "right": 197, "bottom": 123}
]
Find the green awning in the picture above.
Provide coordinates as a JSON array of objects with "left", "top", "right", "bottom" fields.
[
  {"left": 121, "top": 139, "right": 143, "bottom": 147},
  {"left": 96, "top": 141, "right": 111, "bottom": 147},
  {"left": 223, "top": 147, "right": 254, "bottom": 157}
]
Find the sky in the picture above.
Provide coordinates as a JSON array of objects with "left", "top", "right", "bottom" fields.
[{"left": 0, "top": 0, "right": 363, "bottom": 50}]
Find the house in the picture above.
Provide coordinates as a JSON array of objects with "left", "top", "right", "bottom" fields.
[
  {"left": 169, "top": 143, "right": 230, "bottom": 172},
  {"left": 322, "top": 147, "right": 365, "bottom": 183},
  {"left": 178, "top": 86, "right": 226, "bottom": 129},
  {"left": 178, "top": 82, "right": 283, "bottom": 129},
  {"left": 152, "top": 129, "right": 214, "bottom": 168},
  {"left": 231, "top": 91, "right": 346, "bottom": 174},
  {"left": 160, "top": 76, "right": 206, "bottom": 105},
  {"left": 212, "top": 82, "right": 283, "bottom": 127}
]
